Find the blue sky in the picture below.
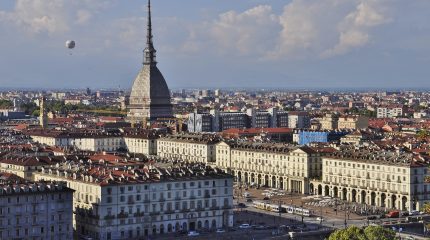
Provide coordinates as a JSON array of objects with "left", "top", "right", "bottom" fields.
[{"left": 0, "top": 0, "right": 429, "bottom": 90}]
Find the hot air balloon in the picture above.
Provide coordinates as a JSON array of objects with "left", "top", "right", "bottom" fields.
[{"left": 65, "top": 40, "right": 75, "bottom": 49}]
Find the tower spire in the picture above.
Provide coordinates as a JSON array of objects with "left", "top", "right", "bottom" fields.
[{"left": 144, "top": 0, "right": 157, "bottom": 66}]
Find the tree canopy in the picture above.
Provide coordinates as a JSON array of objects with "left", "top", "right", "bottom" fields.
[{"left": 329, "top": 226, "right": 395, "bottom": 240}]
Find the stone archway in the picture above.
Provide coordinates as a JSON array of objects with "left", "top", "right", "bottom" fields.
[
  {"left": 318, "top": 185, "right": 323, "bottom": 195},
  {"left": 251, "top": 173, "right": 255, "bottom": 184},
  {"left": 352, "top": 189, "right": 357, "bottom": 202},
  {"left": 333, "top": 187, "right": 338, "bottom": 198},
  {"left": 391, "top": 195, "right": 397, "bottom": 209},
  {"left": 237, "top": 172, "right": 242, "bottom": 182},
  {"left": 272, "top": 176, "right": 276, "bottom": 188},
  {"left": 264, "top": 175, "right": 269, "bottom": 187},
  {"left": 381, "top": 193, "right": 386, "bottom": 208},
  {"left": 361, "top": 190, "right": 366, "bottom": 204},
  {"left": 324, "top": 186, "right": 330, "bottom": 196},
  {"left": 279, "top": 177, "right": 284, "bottom": 189},
  {"left": 401, "top": 196, "right": 407, "bottom": 211},
  {"left": 309, "top": 183, "right": 314, "bottom": 195},
  {"left": 258, "top": 174, "right": 262, "bottom": 186},
  {"left": 244, "top": 172, "right": 249, "bottom": 183},
  {"left": 370, "top": 192, "right": 376, "bottom": 206},
  {"left": 342, "top": 188, "right": 347, "bottom": 200}
]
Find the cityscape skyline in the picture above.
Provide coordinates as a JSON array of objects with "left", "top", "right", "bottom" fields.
[{"left": 0, "top": 0, "right": 429, "bottom": 89}]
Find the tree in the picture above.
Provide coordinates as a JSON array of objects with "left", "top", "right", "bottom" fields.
[
  {"left": 422, "top": 202, "right": 430, "bottom": 214},
  {"left": 364, "top": 225, "right": 396, "bottom": 240},
  {"left": 329, "top": 226, "right": 395, "bottom": 240},
  {"left": 329, "top": 226, "right": 366, "bottom": 240}
]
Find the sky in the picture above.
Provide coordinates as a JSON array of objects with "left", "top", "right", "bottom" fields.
[{"left": 0, "top": 0, "right": 429, "bottom": 90}]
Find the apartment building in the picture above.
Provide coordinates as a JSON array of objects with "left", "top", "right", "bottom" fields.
[
  {"left": 123, "top": 131, "right": 158, "bottom": 155},
  {"left": 310, "top": 147, "right": 429, "bottom": 211},
  {"left": 377, "top": 105, "right": 406, "bottom": 118},
  {"left": 157, "top": 134, "right": 221, "bottom": 164},
  {"left": 216, "top": 141, "right": 329, "bottom": 194},
  {"left": 288, "top": 112, "right": 310, "bottom": 129},
  {"left": 319, "top": 114, "right": 339, "bottom": 130},
  {"left": 26, "top": 129, "right": 125, "bottom": 152},
  {"left": 34, "top": 163, "right": 234, "bottom": 240},
  {"left": 0, "top": 181, "right": 74, "bottom": 240},
  {"left": 26, "top": 129, "right": 160, "bottom": 154},
  {"left": 337, "top": 115, "right": 369, "bottom": 130},
  {"left": 0, "top": 154, "right": 63, "bottom": 180}
]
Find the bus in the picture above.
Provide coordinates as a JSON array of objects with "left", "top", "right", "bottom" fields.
[
  {"left": 266, "top": 204, "right": 285, "bottom": 213},
  {"left": 281, "top": 205, "right": 311, "bottom": 216},
  {"left": 253, "top": 201, "right": 266, "bottom": 210}
]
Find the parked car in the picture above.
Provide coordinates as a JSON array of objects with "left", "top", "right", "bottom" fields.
[
  {"left": 409, "top": 210, "right": 420, "bottom": 216},
  {"left": 187, "top": 231, "right": 200, "bottom": 237},
  {"left": 316, "top": 217, "right": 324, "bottom": 222},
  {"left": 263, "top": 197, "right": 270, "bottom": 200},
  {"left": 238, "top": 203, "right": 246, "bottom": 208},
  {"left": 367, "top": 216, "right": 377, "bottom": 220},
  {"left": 386, "top": 211, "right": 400, "bottom": 218},
  {"left": 239, "top": 224, "right": 251, "bottom": 229},
  {"left": 246, "top": 198, "right": 253, "bottom": 202},
  {"left": 216, "top": 229, "right": 226, "bottom": 233}
]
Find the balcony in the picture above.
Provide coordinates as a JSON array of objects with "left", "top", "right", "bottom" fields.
[
  {"left": 210, "top": 206, "right": 220, "bottom": 210},
  {"left": 190, "top": 196, "right": 196, "bottom": 200},
  {"left": 127, "top": 199, "right": 135, "bottom": 204},
  {"left": 159, "top": 198, "right": 166, "bottom": 202},
  {"left": 222, "top": 205, "right": 232, "bottom": 209},
  {"left": 117, "top": 213, "right": 128, "bottom": 219},
  {"left": 104, "top": 215, "right": 115, "bottom": 220},
  {"left": 196, "top": 207, "right": 204, "bottom": 212},
  {"left": 134, "top": 212, "right": 145, "bottom": 217},
  {"left": 149, "top": 212, "right": 160, "bottom": 216},
  {"left": 174, "top": 197, "right": 181, "bottom": 201},
  {"left": 164, "top": 210, "right": 174, "bottom": 214},
  {"left": 204, "top": 194, "right": 211, "bottom": 198},
  {"left": 181, "top": 209, "right": 190, "bottom": 213}
]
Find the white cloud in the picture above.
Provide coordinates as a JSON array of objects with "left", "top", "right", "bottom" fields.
[
  {"left": 322, "top": 0, "right": 391, "bottom": 57},
  {"left": 0, "top": 0, "right": 113, "bottom": 34},
  {"left": 208, "top": 5, "right": 281, "bottom": 56}
]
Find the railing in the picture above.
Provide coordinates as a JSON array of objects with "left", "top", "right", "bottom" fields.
[
  {"left": 104, "top": 215, "right": 115, "bottom": 220},
  {"left": 222, "top": 205, "right": 232, "bottom": 209},
  {"left": 181, "top": 209, "right": 190, "bottom": 213},
  {"left": 210, "top": 206, "right": 220, "bottom": 210},
  {"left": 149, "top": 212, "right": 159, "bottom": 216},
  {"left": 117, "top": 213, "right": 128, "bottom": 218},
  {"left": 134, "top": 212, "right": 144, "bottom": 217},
  {"left": 204, "top": 194, "right": 210, "bottom": 198}
]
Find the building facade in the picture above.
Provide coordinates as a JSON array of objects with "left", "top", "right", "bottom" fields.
[
  {"left": 157, "top": 134, "right": 220, "bottom": 164},
  {"left": 310, "top": 148, "right": 429, "bottom": 211},
  {"left": 34, "top": 163, "right": 234, "bottom": 240},
  {"left": 216, "top": 141, "right": 326, "bottom": 194},
  {"left": 0, "top": 181, "right": 74, "bottom": 240}
]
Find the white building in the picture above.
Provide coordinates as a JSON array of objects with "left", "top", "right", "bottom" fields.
[
  {"left": 216, "top": 141, "right": 329, "bottom": 194},
  {"left": 310, "top": 147, "right": 429, "bottom": 211},
  {"left": 34, "top": 162, "right": 234, "bottom": 240},
  {"left": 377, "top": 105, "right": 405, "bottom": 118},
  {"left": 157, "top": 134, "right": 221, "bottom": 164}
]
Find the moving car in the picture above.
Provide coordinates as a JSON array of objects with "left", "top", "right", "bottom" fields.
[
  {"left": 239, "top": 224, "right": 251, "bottom": 229},
  {"left": 187, "top": 231, "right": 200, "bottom": 237}
]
